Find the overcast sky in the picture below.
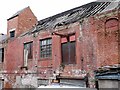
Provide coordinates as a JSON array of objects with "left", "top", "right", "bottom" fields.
[{"left": 0, "top": 0, "right": 95, "bottom": 34}]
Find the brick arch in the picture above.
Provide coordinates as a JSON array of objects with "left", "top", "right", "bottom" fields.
[
  {"left": 102, "top": 18, "right": 119, "bottom": 66},
  {"left": 105, "top": 18, "right": 118, "bottom": 31}
]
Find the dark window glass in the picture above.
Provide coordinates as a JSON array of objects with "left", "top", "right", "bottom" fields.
[
  {"left": 40, "top": 39, "right": 52, "bottom": 58},
  {"left": 0, "top": 48, "right": 4, "bottom": 63},
  {"left": 24, "top": 42, "right": 33, "bottom": 59},
  {"left": 10, "top": 31, "right": 15, "bottom": 38},
  {"left": 62, "top": 41, "right": 76, "bottom": 64},
  {"left": 62, "top": 35, "right": 76, "bottom": 65}
]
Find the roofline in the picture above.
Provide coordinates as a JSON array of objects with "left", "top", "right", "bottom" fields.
[
  {"left": 38, "top": 1, "right": 95, "bottom": 23},
  {"left": 7, "top": 14, "right": 19, "bottom": 21},
  {"left": 7, "top": 6, "right": 30, "bottom": 21}
]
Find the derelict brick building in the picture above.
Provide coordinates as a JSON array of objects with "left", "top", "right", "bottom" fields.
[{"left": 2, "top": 0, "right": 120, "bottom": 88}]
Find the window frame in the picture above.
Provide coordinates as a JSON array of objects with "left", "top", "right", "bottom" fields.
[
  {"left": 0, "top": 79, "right": 4, "bottom": 90},
  {"left": 40, "top": 38, "right": 52, "bottom": 59},
  {"left": 0, "top": 48, "right": 4, "bottom": 63},
  {"left": 61, "top": 34, "right": 76, "bottom": 65},
  {"left": 10, "top": 30, "right": 15, "bottom": 38},
  {"left": 24, "top": 41, "right": 33, "bottom": 59}
]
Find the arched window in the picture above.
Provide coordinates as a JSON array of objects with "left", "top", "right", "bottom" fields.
[{"left": 105, "top": 18, "right": 118, "bottom": 31}]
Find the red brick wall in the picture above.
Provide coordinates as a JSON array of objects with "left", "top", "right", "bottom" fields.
[
  {"left": 5, "top": 8, "right": 120, "bottom": 88},
  {"left": 5, "top": 38, "right": 24, "bottom": 73},
  {"left": 95, "top": 10, "right": 119, "bottom": 68},
  {"left": 7, "top": 7, "right": 37, "bottom": 38},
  {"left": 7, "top": 16, "right": 18, "bottom": 37},
  {"left": 5, "top": 13, "right": 119, "bottom": 76},
  {"left": 17, "top": 7, "right": 37, "bottom": 37}
]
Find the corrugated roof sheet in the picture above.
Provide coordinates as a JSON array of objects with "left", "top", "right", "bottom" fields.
[
  {"left": 20, "top": 1, "right": 120, "bottom": 36},
  {"left": 36, "top": 2, "right": 111, "bottom": 31}
]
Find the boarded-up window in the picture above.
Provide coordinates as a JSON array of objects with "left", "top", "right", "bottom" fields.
[
  {"left": 24, "top": 42, "right": 33, "bottom": 59},
  {"left": 24, "top": 42, "right": 33, "bottom": 67},
  {"left": 40, "top": 38, "right": 52, "bottom": 58},
  {"left": 0, "top": 48, "right": 4, "bottom": 63},
  {"left": 62, "top": 35, "right": 76, "bottom": 64},
  {"left": 0, "top": 80, "right": 3, "bottom": 89},
  {"left": 0, "top": 82, "right": 2, "bottom": 90}
]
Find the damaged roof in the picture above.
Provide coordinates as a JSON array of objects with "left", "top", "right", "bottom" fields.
[{"left": 22, "top": 1, "right": 119, "bottom": 35}]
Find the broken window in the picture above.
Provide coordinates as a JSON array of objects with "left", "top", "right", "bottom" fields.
[
  {"left": 24, "top": 42, "right": 33, "bottom": 59},
  {"left": 40, "top": 38, "right": 52, "bottom": 58},
  {"left": 0, "top": 48, "right": 4, "bottom": 63},
  {"left": 61, "top": 35, "right": 76, "bottom": 65},
  {"left": 10, "top": 31, "right": 15, "bottom": 38},
  {"left": 0, "top": 80, "right": 3, "bottom": 90},
  {"left": 24, "top": 42, "right": 33, "bottom": 67}
]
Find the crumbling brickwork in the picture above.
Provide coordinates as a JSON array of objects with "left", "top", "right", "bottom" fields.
[{"left": 3, "top": 1, "right": 120, "bottom": 88}]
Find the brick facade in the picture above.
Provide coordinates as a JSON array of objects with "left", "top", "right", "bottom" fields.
[
  {"left": 2, "top": 2, "right": 120, "bottom": 88},
  {"left": 7, "top": 7, "right": 37, "bottom": 38}
]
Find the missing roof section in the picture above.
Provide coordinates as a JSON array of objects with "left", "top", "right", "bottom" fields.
[
  {"left": 96, "top": 0, "right": 120, "bottom": 2},
  {"left": 36, "top": 1, "right": 111, "bottom": 31},
  {"left": 21, "top": 1, "right": 120, "bottom": 36}
]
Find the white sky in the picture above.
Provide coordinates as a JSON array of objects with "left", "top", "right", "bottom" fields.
[{"left": 0, "top": 0, "right": 95, "bottom": 34}]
